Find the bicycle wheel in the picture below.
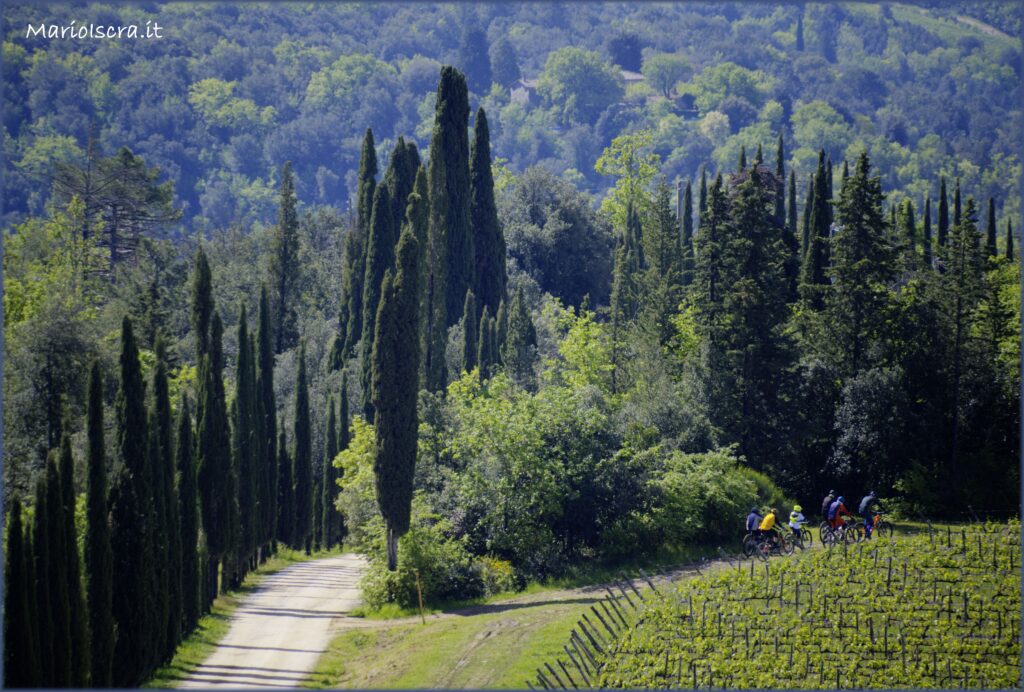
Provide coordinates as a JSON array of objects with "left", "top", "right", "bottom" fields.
[
  {"left": 756, "top": 540, "right": 771, "bottom": 561},
  {"left": 875, "top": 522, "right": 894, "bottom": 540},
  {"left": 779, "top": 534, "right": 795, "bottom": 555},
  {"left": 743, "top": 533, "right": 759, "bottom": 557},
  {"left": 843, "top": 524, "right": 863, "bottom": 544},
  {"left": 818, "top": 522, "right": 832, "bottom": 544}
]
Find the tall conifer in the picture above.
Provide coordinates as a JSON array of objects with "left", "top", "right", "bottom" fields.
[
  {"left": 986, "top": 197, "right": 998, "bottom": 257},
  {"left": 361, "top": 185, "right": 396, "bottom": 418},
  {"left": 46, "top": 453, "right": 73, "bottom": 687},
  {"left": 681, "top": 179, "right": 694, "bottom": 286},
  {"left": 502, "top": 286, "right": 537, "bottom": 387},
  {"left": 471, "top": 108, "right": 507, "bottom": 316},
  {"left": 938, "top": 177, "right": 949, "bottom": 248},
  {"left": 4, "top": 500, "right": 38, "bottom": 688},
  {"left": 85, "top": 361, "right": 114, "bottom": 687},
  {"left": 59, "top": 435, "right": 89, "bottom": 685},
  {"left": 477, "top": 305, "right": 492, "bottom": 380},
  {"left": 292, "top": 343, "right": 313, "bottom": 554},
  {"left": 371, "top": 225, "right": 421, "bottom": 570},
  {"left": 33, "top": 474, "right": 54, "bottom": 685},
  {"left": 234, "top": 306, "right": 257, "bottom": 573},
  {"left": 176, "top": 395, "right": 199, "bottom": 634},
  {"left": 256, "top": 286, "right": 277, "bottom": 555},
  {"left": 271, "top": 161, "right": 300, "bottom": 354},
  {"left": 923, "top": 196, "right": 933, "bottom": 268},
  {"left": 321, "top": 395, "right": 339, "bottom": 550},
  {"left": 1006, "top": 221, "right": 1014, "bottom": 262},
  {"left": 463, "top": 290, "right": 478, "bottom": 373},
  {"left": 153, "top": 339, "right": 180, "bottom": 661},
  {"left": 276, "top": 425, "right": 293, "bottom": 547}
]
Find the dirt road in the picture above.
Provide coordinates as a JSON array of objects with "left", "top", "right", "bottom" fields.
[{"left": 177, "top": 553, "right": 369, "bottom": 688}]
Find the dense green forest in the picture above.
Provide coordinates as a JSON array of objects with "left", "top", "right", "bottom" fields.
[{"left": 2, "top": 2, "right": 1022, "bottom": 687}]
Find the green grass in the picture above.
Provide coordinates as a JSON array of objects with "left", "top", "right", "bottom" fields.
[{"left": 144, "top": 546, "right": 342, "bottom": 688}]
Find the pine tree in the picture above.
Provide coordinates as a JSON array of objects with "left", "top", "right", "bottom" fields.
[
  {"left": 321, "top": 395, "right": 339, "bottom": 550},
  {"left": 271, "top": 161, "right": 301, "bottom": 354},
  {"left": 33, "top": 474, "right": 54, "bottom": 685},
  {"left": 197, "top": 313, "right": 232, "bottom": 606},
  {"left": 4, "top": 499, "right": 39, "bottom": 688},
  {"left": 470, "top": 108, "right": 508, "bottom": 317},
  {"left": 192, "top": 247, "right": 213, "bottom": 359},
  {"left": 986, "top": 197, "right": 998, "bottom": 257},
  {"left": 256, "top": 286, "right": 277, "bottom": 556},
  {"left": 111, "top": 316, "right": 152, "bottom": 686},
  {"left": 47, "top": 452, "right": 73, "bottom": 687},
  {"left": 276, "top": 425, "right": 293, "bottom": 547},
  {"left": 85, "top": 361, "right": 114, "bottom": 687},
  {"left": 477, "top": 305, "right": 493, "bottom": 380},
  {"left": 361, "top": 185, "right": 396, "bottom": 419},
  {"left": 59, "top": 435, "right": 89, "bottom": 685},
  {"left": 681, "top": 179, "right": 695, "bottom": 287},
  {"left": 292, "top": 342, "right": 313, "bottom": 554},
  {"left": 176, "top": 395, "right": 200, "bottom": 634},
  {"left": 371, "top": 224, "right": 421, "bottom": 570},
  {"left": 502, "top": 286, "right": 537, "bottom": 387},
  {"left": 1006, "top": 220, "right": 1015, "bottom": 262},
  {"left": 462, "top": 289, "right": 478, "bottom": 373},
  {"left": 827, "top": 153, "right": 898, "bottom": 378},
  {"left": 153, "top": 339, "right": 181, "bottom": 661},
  {"left": 923, "top": 196, "right": 933, "bottom": 268},
  {"left": 432, "top": 66, "right": 473, "bottom": 335},
  {"left": 234, "top": 306, "right": 258, "bottom": 573},
  {"left": 938, "top": 176, "right": 949, "bottom": 248}
]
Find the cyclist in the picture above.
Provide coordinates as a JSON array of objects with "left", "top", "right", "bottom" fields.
[
  {"left": 828, "top": 496, "right": 852, "bottom": 530},
  {"left": 746, "top": 506, "right": 763, "bottom": 533},
  {"left": 821, "top": 490, "right": 836, "bottom": 521},
  {"left": 858, "top": 491, "right": 883, "bottom": 539},
  {"left": 758, "top": 507, "right": 780, "bottom": 548},
  {"left": 789, "top": 504, "right": 807, "bottom": 542}
]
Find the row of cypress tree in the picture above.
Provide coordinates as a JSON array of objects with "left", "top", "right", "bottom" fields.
[{"left": 4, "top": 252, "right": 354, "bottom": 687}]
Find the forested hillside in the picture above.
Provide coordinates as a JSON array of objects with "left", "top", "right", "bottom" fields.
[
  {"left": 3, "top": 2, "right": 1021, "bottom": 231},
  {"left": 2, "top": 2, "right": 1021, "bottom": 686}
]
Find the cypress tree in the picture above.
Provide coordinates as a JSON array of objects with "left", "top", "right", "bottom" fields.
[
  {"left": 46, "top": 452, "right": 73, "bottom": 687},
  {"left": 738, "top": 145, "right": 747, "bottom": 172},
  {"left": 681, "top": 179, "right": 694, "bottom": 287},
  {"left": 197, "top": 313, "right": 232, "bottom": 606},
  {"left": 276, "top": 425, "right": 293, "bottom": 547},
  {"left": 361, "top": 185, "right": 396, "bottom": 419},
  {"left": 842, "top": 159, "right": 849, "bottom": 183},
  {"left": 4, "top": 499, "right": 39, "bottom": 688},
  {"left": 176, "top": 395, "right": 200, "bottom": 634},
  {"left": 986, "top": 197, "right": 998, "bottom": 257},
  {"left": 471, "top": 108, "right": 508, "bottom": 317},
  {"left": 826, "top": 157, "right": 834, "bottom": 225},
  {"left": 938, "top": 176, "right": 949, "bottom": 248},
  {"left": 802, "top": 177, "right": 814, "bottom": 257},
  {"left": 383, "top": 136, "right": 422, "bottom": 232},
  {"left": 192, "top": 248, "right": 213, "bottom": 360},
  {"left": 111, "top": 317, "right": 151, "bottom": 686},
  {"left": 1006, "top": 220, "right": 1014, "bottom": 262},
  {"left": 787, "top": 171, "right": 797, "bottom": 237},
  {"left": 438, "top": 68, "right": 474, "bottom": 330},
  {"left": 774, "top": 133, "right": 786, "bottom": 227},
  {"left": 502, "top": 286, "right": 537, "bottom": 387},
  {"left": 256, "top": 286, "right": 277, "bottom": 556},
  {"left": 153, "top": 339, "right": 180, "bottom": 661},
  {"left": 488, "top": 316, "right": 498, "bottom": 373},
  {"left": 643, "top": 179, "right": 684, "bottom": 346},
  {"left": 799, "top": 151, "right": 830, "bottom": 309},
  {"left": 85, "top": 361, "right": 114, "bottom": 687},
  {"left": 902, "top": 198, "right": 917, "bottom": 270},
  {"left": 923, "top": 196, "right": 933, "bottom": 268},
  {"left": 342, "top": 129, "right": 378, "bottom": 356},
  {"left": 495, "top": 299, "right": 508, "bottom": 363},
  {"left": 234, "top": 306, "right": 258, "bottom": 573},
  {"left": 271, "top": 161, "right": 300, "bottom": 354},
  {"left": 477, "top": 304, "right": 492, "bottom": 380},
  {"left": 33, "top": 474, "right": 54, "bottom": 685},
  {"left": 371, "top": 224, "right": 421, "bottom": 571},
  {"left": 337, "top": 376, "right": 350, "bottom": 542},
  {"left": 292, "top": 342, "right": 313, "bottom": 554},
  {"left": 145, "top": 415, "right": 168, "bottom": 665},
  {"left": 312, "top": 460, "right": 323, "bottom": 552},
  {"left": 404, "top": 168, "right": 432, "bottom": 389},
  {"left": 698, "top": 167, "right": 708, "bottom": 218},
  {"left": 59, "top": 435, "right": 89, "bottom": 685},
  {"left": 796, "top": 10, "right": 805, "bottom": 51},
  {"left": 463, "top": 290, "right": 478, "bottom": 373},
  {"left": 953, "top": 178, "right": 962, "bottom": 227},
  {"left": 754, "top": 143, "right": 763, "bottom": 166},
  {"left": 321, "top": 395, "right": 339, "bottom": 550}
]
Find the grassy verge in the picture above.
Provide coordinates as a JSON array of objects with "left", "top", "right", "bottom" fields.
[
  {"left": 144, "top": 546, "right": 341, "bottom": 688},
  {"left": 306, "top": 543, "right": 738, "bottom": 688}
]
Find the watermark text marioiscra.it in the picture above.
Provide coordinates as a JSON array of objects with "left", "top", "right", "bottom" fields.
[{"left": 26, "top": 21, "right": 164, "bottom": 40}]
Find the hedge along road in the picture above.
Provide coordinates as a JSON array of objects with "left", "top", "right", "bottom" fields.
[{"left": 177, "top": 553, "right": 370, "bottom": 688}]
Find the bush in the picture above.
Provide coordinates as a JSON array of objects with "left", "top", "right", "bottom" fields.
[
  {"left": 360, "top": 513, "right": 485, "bottom": 609},
  {"left": 477, "top": 556, "right": 521, "bottom": 596}
]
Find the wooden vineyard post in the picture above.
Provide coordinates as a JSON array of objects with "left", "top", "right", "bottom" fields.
[{"left": 415, "top": 569, "right": 426, "bottom": 625}]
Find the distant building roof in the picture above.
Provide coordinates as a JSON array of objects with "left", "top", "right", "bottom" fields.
[{"left": 620, "top": 70, "right": 644, "bottom": 82}]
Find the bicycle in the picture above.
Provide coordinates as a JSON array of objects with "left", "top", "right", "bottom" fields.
[
  {"left": 743, "top": 527, "right": 793, "bottom": 558},
  {"left": 784, "top": 524, "right": 813, "bottom": 550},
  {"left": 862, "top": 511, "right": 894, "bottom": 540},
  {"left": 820, "top": 518, "right": 858, "bottom": 546}
]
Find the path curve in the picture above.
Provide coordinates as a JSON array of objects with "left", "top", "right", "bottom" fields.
[{"left": 178, "top": 553, "right": 369, "bottom": 688}]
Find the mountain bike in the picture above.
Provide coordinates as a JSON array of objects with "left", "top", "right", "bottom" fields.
[
  {"left": 783, "top": 524, "right": 813, "bottom": 550},
  {"left": 857, "top": 511, "right": 894, "bottom": 540},
  {"left": 820, "top": 518, "right": 858, "bottom": 546}
]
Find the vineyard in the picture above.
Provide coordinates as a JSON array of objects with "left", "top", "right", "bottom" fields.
[{"left": 532, "top": 522, "right": 1022, "bottom": 689}]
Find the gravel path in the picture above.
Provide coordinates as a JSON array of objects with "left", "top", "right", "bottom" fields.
[{"left": 177, "top": 553, "right": 369, "bottom": 688}]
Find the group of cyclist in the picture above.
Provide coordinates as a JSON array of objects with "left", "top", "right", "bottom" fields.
[{"left": 745, "top": 490, "right": 884, "bottom": 552}]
